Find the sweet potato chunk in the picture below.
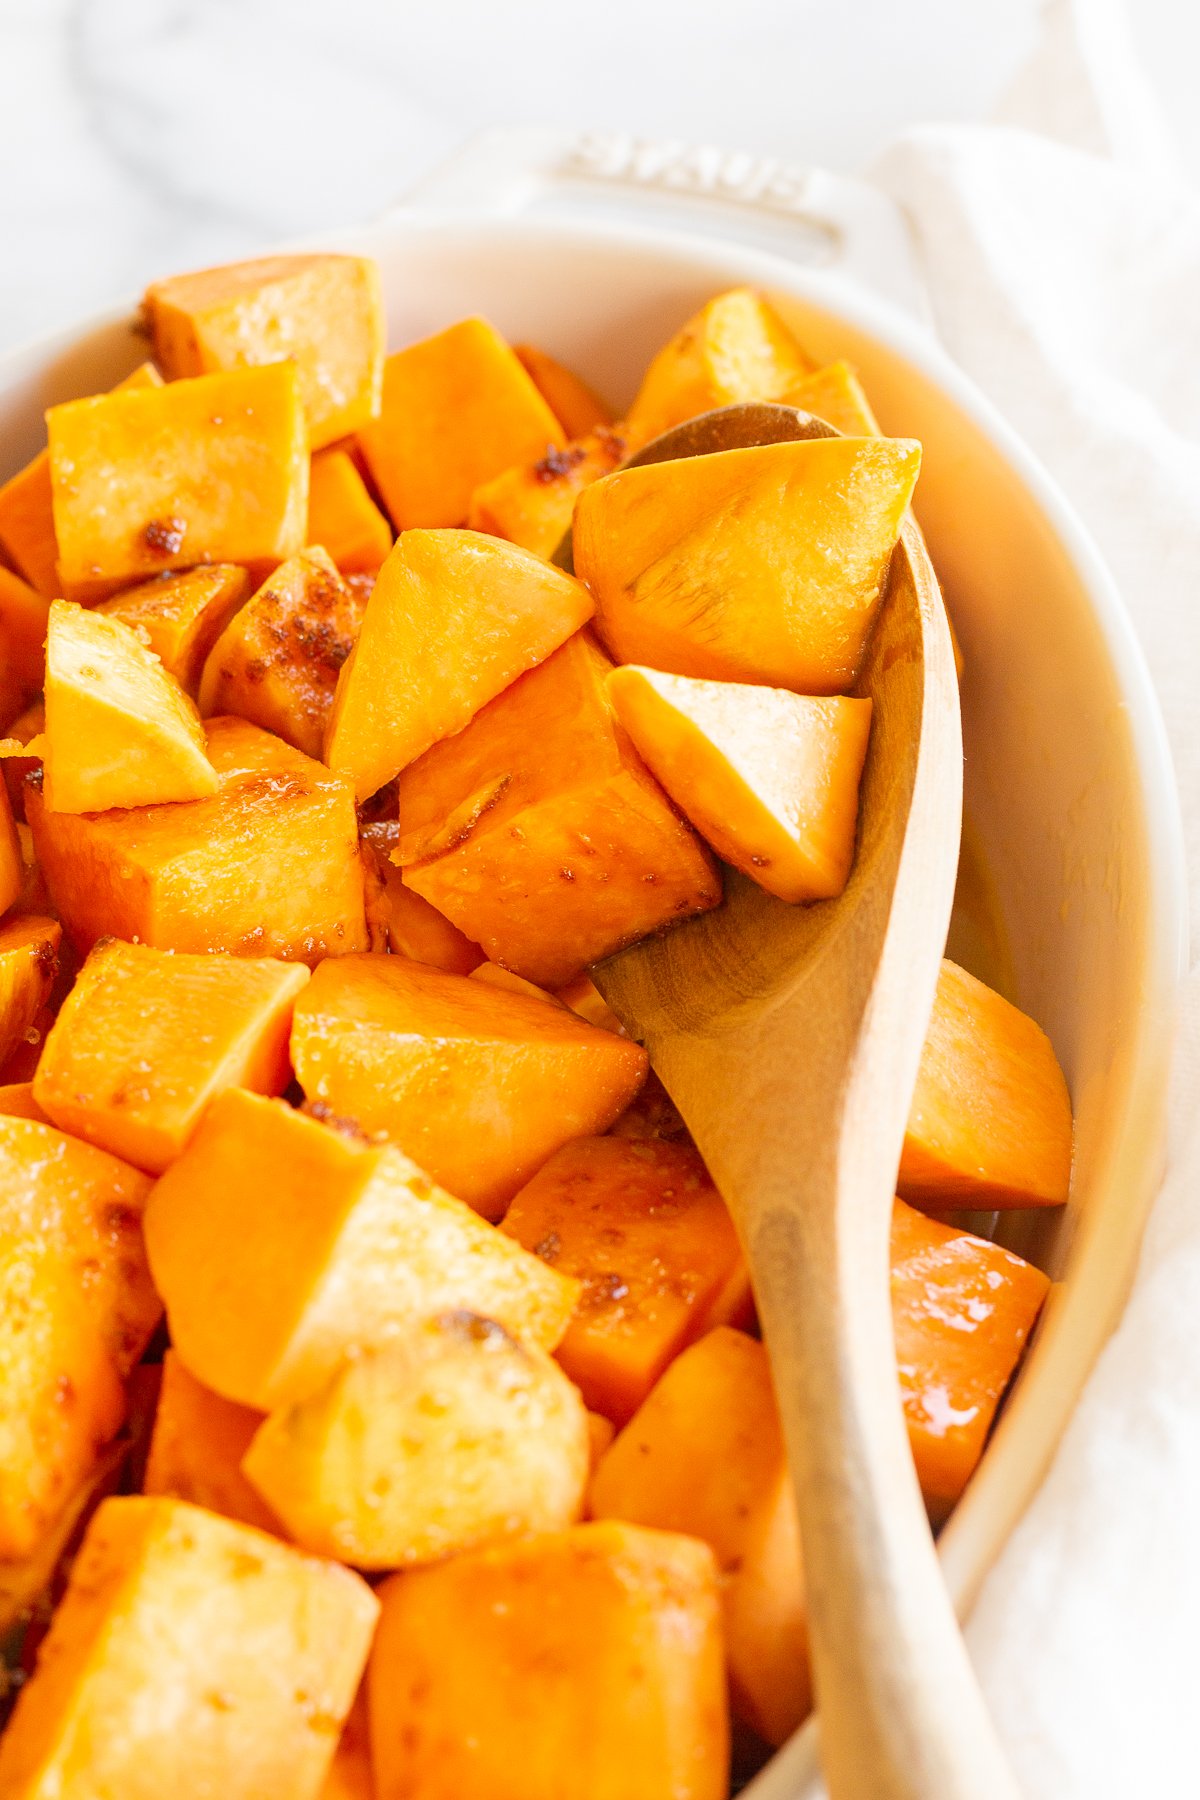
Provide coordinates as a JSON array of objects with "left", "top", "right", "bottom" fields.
[
  {"left": 42, "top": 600, "right": 217, "bottom": 813},
  {"left": 514, "top": 344, "right": 614, "bottom": 437},
  {"left": 901, "top": 960, "right": 1073, "bottom": 1210},
  {"left": 47, "top": 363, "right": 308, "bottom": 594},
  {"left": 308, "top": 447, "right": 393, "bottom": 574},
  {"left": 626, "top": 288, "right": 814, "bottom": 443},
  {"left": 785, "top": 359, "right": 881, "bottom": 436},
  {"left": 35, "top": 939, "right": 308, "bottom": 1172},
  {"left": 0, "top": 364, "right": 162, "bottom": 599},
  {"left": 397, "top": 634, "right": 721, "bottom": 987},
  {"left": 28, "top": 716, "right": 367, "bottom": 963},
  {"left": 145, "top": 253, "right": 385, "bottom": 447},
  {"left": 362, "top": 846, "right": 484, "bottom": 972},
  {"left": 199, "top": 548, "right": 365, "bottom": 760},
  {"left": 0, "top": 1081, "right": 50, "bottom": 1121},
  {"left": 144, "top": 1089, "right": 581, "bottom": 1410},
  {"left": 0, "top": 916, "right": 61, "bottom": 1067},
  {"left": 892, "top": 1197, "right": 1050, "bottom": 1518},
  {"left": 358, "top": 318, "right": 564, "bottom": 530},
  {"left": 143, "top": 1351, "right": 279, "bottom": 1534},
  {"left": 321, "top": 1693, "right": 374, "bottom": 1800},
  {"left": 0, "top": 1494, "right": 378, "bottom": 1799},
  {"left": 576, "top": 436, "right": 921, "bottom": 692},
  {"left": 2, "top": 702, "right": 45, "bottom": 820},
  {"left": 244, "top": 1312, "right": 588, "bottom": 1569},
  {"left": 0, "top": 566, "right": 50, "bottom": 731},
  {"left": 467, "top": 426, "right": 628, "bottom": 561},
  {"left": 95, "top": 564, "right": 250, "bottom": 697},
  {"left": 0, "top": 780, "right": 22, "bottom": 916},
  {"left": 589, "top": 1328, "right": 808, "bottom": 1744},
  {"left": 325, "top": 529, "right": 593, "bottom": 800},
  {"left": 608, "top": 666, "right": 873, "bottom": 902},
  {"left": 290, "top": 954, "right": 648, "bottom": 1220},
  {"left": 0, "top": 1117, "right": 159, "bottom": 1559},
  {"left": 502, "top": 1137, "right": 746, "bottom": 1423},
  {"left": 369, "top": 1521, "right": 727, "bottom": 1800}
]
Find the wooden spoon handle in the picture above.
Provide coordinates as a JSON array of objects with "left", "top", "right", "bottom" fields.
[{"left": 750, "top": 1190, "right": 1022, "bottom": 1800}]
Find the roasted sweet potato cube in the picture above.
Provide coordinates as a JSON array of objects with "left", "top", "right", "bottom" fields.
[
  {"left": 502, "top": 1137, "right": 746, "bottom": 1423},
  {"left": 626, "top": 288, "right": 814, "bottom": 443},
  {"left": 901, "top": 960, "right": 1073, "bottom": 1210},
  {"left": 0, "top": 1116, "right": 159, "bottom": 1558},
  {"left": 397, "top": 634, "right": 721, "bottom": 987},
  {"left": 369, "top": 1521, "right": 727, "bottom": 1800},
  {"left": 320, "top": 1691, "right": 374, "bottom": 1800},
  {"left": 892, "top": 1197, "right": 1050, "bottom": 1518},
  {"left": 325, "top": 529, "right": 593, "bottom": 800},
  {"left": 27, "top": 715, "right": 367, "bottom": 963},
  {"left": 589, "top": 1328, "right": 808, "bottom": 1744},
  {"left": 145, "top": 253, "right": 385, "bottom": 447},
  {"left": 357, "top": 317, "right": 564, "bottom": 530},
  {"left": 144, "top": 1089, "right": 581, "bottom": 1410},
  {"left": 467, "top": 426, "right": 628, "bottom": 562},
  {"left": 373, "top": 861, "right": 484, "bottom": 972},
  {"left": 555, "top": 973, "right": 625, "bottom": 1034},
  {"left": 198, "top": 548, "right": 365, "bottom": 760},
  {"left": 95, "top": 564, "right": 250, "bottom": 697},
  {"left": 0, "top": 364, "right": 162, "bottom": 600},
  {"left": 308, "top": 447, "right": 393, "bottom": 574},
  {"left": 2, "top": 702, "right": 45, "bottom": 821},
  {"left": 0, "top": 1495, "right": 379, "bottom": 1799},
  {"left": 0, "top": 781, "right": 22, "bottom": 917},
  {"left": 244, "top": 1312, "right": 588, "bottom": 1569},
  {"left": 607, "top": 666, "right": 873, "bottom": 902},
  {"left": 576, "top": 436, "right": 920, "bottom": 692},
  {"left": 43, "top": 600, "right": 217, "bottom": 813},
  {"left": 785, "top": 358, "right": 881, "bottom": 436},
  {"left": 0, "top": 916, "right": 61, "bottom": 1067},
  {"left": 35, "top": 939, "right": 308, "bottom": 1173},
  {"left": 0, "top": 1081, "right": 50, "bottom": 1121},
  {"left": 514, "top": 344, "right": 614, "bottom": 437},
  {"left": 290, "top": 953, "right": 648, "bottom": 1220},
  {"left": 143, "top": 1351, "right": 280, "bottom": 1535},
  {"left": 47, "top": 363, "right": 308, "bottom": 595},
  {"left": 0, "top": 566, "right": 50, "bottom": 731}
]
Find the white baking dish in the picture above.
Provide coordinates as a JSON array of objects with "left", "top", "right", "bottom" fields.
[{"left": 0, "top": 128, "right": 1186, "bottom": 1796}]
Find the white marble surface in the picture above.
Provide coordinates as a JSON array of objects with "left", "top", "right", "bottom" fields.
[{"left": 0, "top": 0, "right": 1193, "bottom": 358}]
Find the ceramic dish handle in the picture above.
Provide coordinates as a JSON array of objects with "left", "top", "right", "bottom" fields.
[{"left": 394, "top": 126, "right": 929, "bottom": 323}]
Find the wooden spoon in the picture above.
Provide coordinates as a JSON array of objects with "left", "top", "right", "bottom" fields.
[{"left": 574, "top": 405, "right": 1022, "bottom": 1800}]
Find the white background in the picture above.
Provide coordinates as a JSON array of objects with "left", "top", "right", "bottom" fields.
[{"left": 2, "top": 0, "right": 1198, "bottom": 356}]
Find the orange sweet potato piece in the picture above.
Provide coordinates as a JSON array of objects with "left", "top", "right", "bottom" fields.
[
  {"left": 95, "top": 564, "right": 250, "bottom": 697},
  {"left": 397, "top": 633, "right": 721, "bottom": 987},
  {"left": 589, "top": 1327, "right": 808, "bottom": 1745},
  {"left": 626, "top": 288, "right": 814, "bottom": 443},
  {"left": 142, "top": 1350, "right": 280, "bottom": 1535},
  {"left": 901, "top": 960, "right": 1073, "bottom": 1210},
  {"left": 243, "top": 1312, "right": 589, "bottom": 1569},
  {"left": 514, "top": 344, "right": 614, "bottom": 437},
  {"left": 42, "top": 599, "right": 217, "bottom": 813},
  {"left": 144, "top": 1089, "right": 581, "bottom": 1410},
  {"left": 0, "top": 1494, "right": 379, "bottom": 1799},
  {"left": 892, "top": 1197, "right": 1050, "bottom": 1519},
  {"left": 555, "top": 973, "right": 625, "bottom": 1034},
  {"left": 0, "top": 778, "right": 21, "bottom": 916},
  {"left": 608, "top": 666, "right": 873, "bottom": 902},
  {"left": 784, "top": 359, "right": 881, "bottom": 436},
  {"left": 467, "top": 426, "right": 628, "bottom": 562},
  {"left": 357, "top": 317, "right": 564, "bottom": 530},
  {"left": 35, "top": 939, "right": 308, "bottom": 1173},
  {"left": 0, "top": 1117, "right": 159, "bottom": 1558},
  {"left": 28, "top": 715, "right": 367, "bottom": 964},
  {"left": 0, "top": 364, "right": 162, "bottom": 599},
  {"left": 325, "top": 529, "right": 593, "bottom": 800},
  {"left": 309, "top": 448, "right": 393, "bottom": 574},
  {"left": 198, "top": 548, "right": 366, "bottom": 760},
  {"left": 322, "top": 1691, "right": 375, "bottom": 1800},
  {"left": 576, "top": 436, "right": 921, "bottom": 693},
  {"left": 469, "top": 961, "right": 563, "bottom": 1006},
  {"left": 47, "top": 363, "right": 308, "bottom": 595},
  {"left": 146, "top": 253, "right": 385, "bottom": 449},
  {"left": 0, "top": 1081, "right": 50, "bottom": 1121},
  {"left": 0, "top": 916, "right": 61, "bottom": 1067},
  {"left": 368, "top": 1521, "right": 727, "bottom": 1800},
  {"left": 359, "top": 838, "right": 484, "bottom": 972},
  {"left": 0, "top": 566, "right": 50, "bottom": 731},
  {"left": 290, "top": 953, "right": 648, "bottom": 1220},
  {"left": 502, "top": 1136, "right": 746, "bottom": 1423},
  {"left": 2, "top": 702, "right": 45, "bottom": 820}
]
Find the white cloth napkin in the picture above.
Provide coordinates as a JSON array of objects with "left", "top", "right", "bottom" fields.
[{"left": 875, "top": 2, "right": 1200, "bottom": 1791}]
